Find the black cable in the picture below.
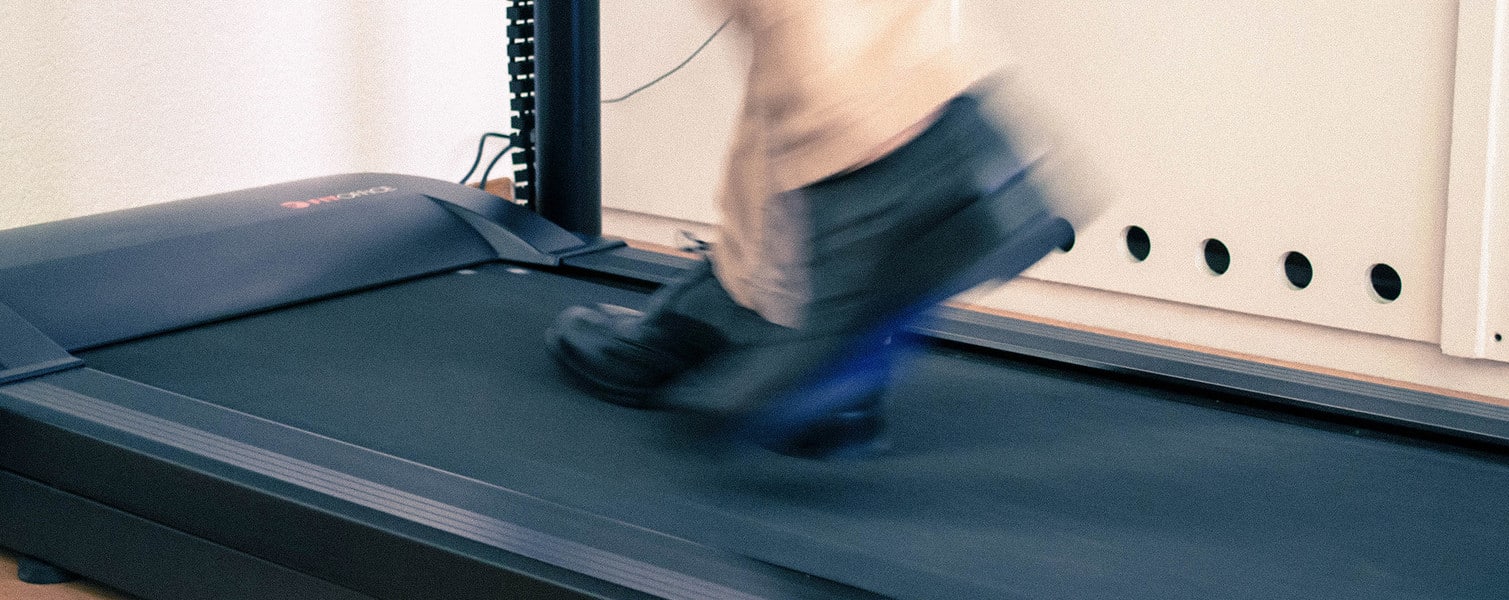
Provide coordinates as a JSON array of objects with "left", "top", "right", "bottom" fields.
[
  {"left": 479, "top": 142, "right": 517, "bottom": 197},
  {"left": 601, "top": 18, "right": 731, "bottom": 104},
  {"left": 470, "top": 15, "right": 726, "bottom": 199},
  {"left": 459, "top": 132, "right": 513, "bottom": 185}
]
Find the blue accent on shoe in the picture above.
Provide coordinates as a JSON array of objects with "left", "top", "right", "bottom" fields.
[
  {"left": 729, "top": 214, "right": 1075, "bottom": 459},
  {"left": 737, "top": 334, "right": 903, "bottom": 459}
]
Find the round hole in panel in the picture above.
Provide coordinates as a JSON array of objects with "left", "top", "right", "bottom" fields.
[
  {"left": 1283, "top": 252, "right": 1313, "bottom": 290},
  {"left": 1496, "top": 333, "right": 1503, "bottom": 343},
  {"left": 1125, "top": 226, "right": 1151, "bottom": 262},
  {"left": 1203, "top": 239, "right": 1231, "bottom": 276},
  {"left": 1369, "top": 264, "right": 1402, "bottom": 303},
  {"left": 1057, "top": 226, "right": 1076, "bottom": 253}
]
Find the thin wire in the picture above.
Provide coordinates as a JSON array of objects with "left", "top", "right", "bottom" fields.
[
  {"left": 479, "top": 143, "right": 517, "bottom": 197},
  {"left": 602, "top": 18, "right": 732, "bottom": 104},
  {"left": 460, "top": 132, "right": 512, "bottom": 185}
]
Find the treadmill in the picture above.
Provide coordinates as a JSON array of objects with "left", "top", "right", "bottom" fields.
[{"left": 3, "top": 3, "right": 1507, "bottom": 599}]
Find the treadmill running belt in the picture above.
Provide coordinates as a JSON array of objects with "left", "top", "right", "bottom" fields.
[{"left": 78, "top": 263, "right": 1509, "bottom": 600}]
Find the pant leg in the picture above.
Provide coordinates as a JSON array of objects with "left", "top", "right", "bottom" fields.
[{"left": 704, "top": 0, "right": 996, "bottom": 327}]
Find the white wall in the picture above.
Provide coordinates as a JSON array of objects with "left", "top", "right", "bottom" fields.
[
  {"left": 1, "top": 1, "right": 511, "bottom": 231},
  {"left": 600, "top": 1, "right": 741, "bottom": 224}
]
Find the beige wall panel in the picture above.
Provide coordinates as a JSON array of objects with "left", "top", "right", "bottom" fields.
[{"left": 968, "top": 0, "right": 1458, "bottom": 344}]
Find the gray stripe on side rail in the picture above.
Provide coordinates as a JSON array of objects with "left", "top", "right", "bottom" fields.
[{"left": 0, "top": 379, "right": 763, "bottom": 600}]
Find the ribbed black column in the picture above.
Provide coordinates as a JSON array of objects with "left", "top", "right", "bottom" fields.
[{"left": 533, "top": 0, "right": 601, "bottom": 236}]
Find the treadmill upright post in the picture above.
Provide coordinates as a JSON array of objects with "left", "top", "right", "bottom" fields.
[{"left": 533, "top": 0, "right": 602, "bottom": 237}]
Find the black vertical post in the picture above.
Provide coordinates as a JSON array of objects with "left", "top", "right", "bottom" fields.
[{"left": 533, "top": 0, "right": 601, "bottom": 236}]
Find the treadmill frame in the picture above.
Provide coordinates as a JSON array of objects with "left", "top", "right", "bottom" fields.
[{"left": 1, "top": 3, "right": 1507, "bottom": 599}]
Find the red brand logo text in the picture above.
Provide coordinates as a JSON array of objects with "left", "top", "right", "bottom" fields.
[{"left": 281, "top": 186, "right": 397, "bottom": 209}]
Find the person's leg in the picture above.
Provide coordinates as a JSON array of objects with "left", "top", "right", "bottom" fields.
[{"left": 707, "top": 0, "right": 991, "bottom": 325}]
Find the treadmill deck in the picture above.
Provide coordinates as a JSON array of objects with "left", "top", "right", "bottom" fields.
[{"left": 76, "top": 263, "right": 1509, "bottom": 600}]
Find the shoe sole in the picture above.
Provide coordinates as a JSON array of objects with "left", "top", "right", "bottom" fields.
[{"left": 544, "top": 324, "right": 663, "bottom": 408}]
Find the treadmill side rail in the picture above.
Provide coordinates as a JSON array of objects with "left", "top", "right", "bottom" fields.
[
  {"left": 0, "top": 301, "right": 81, "bottom": 385},
  {"left": 0, "top": 368, "right": 875, "bottom": 600},
  {"left": 0, "top": 173, "right": 614, "bottom": 352},
  {"left": 917, "top": 305, "right": 1509, "bottom": 450}
]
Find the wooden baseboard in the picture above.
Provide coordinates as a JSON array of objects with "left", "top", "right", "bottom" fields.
[{"left": 0, "top": 549, "right": 135, "bottom": 600}]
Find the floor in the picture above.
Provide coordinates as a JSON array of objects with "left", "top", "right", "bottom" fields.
[{"left": 0, "top": 550, "right": 132, "bottom": 600}]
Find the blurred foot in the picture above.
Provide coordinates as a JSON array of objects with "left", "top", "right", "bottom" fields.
[
  {"left": 546, "top": 262, "right": 791, "bottom": 407},
  {"left": 660, "top": 74, "right": 1099, "bottom": 458}
]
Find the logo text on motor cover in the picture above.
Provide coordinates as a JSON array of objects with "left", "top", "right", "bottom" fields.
[{"left": 281, "top": 186, "right": 397, "bottom": 209}]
